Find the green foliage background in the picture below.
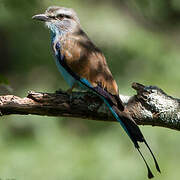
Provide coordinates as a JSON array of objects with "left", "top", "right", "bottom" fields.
[{"left": 0, "top": 0, "right": 180, "bottom": 179}]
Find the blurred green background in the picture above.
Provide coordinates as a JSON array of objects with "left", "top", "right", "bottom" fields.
[{"left": 0, "top": 0, "right": 180, "bottom": 179}]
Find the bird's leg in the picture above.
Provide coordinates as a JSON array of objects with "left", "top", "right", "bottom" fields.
[
  {"left": 66, "top": 83, "right": 77, "bottom": 94},
  {"left": 55, "top": 88, "right": 64, "bottom": 94}
]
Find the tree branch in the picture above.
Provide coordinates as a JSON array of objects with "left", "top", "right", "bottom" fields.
[{"left": 0, "top": 82, "right": 180, "bottom": 131}]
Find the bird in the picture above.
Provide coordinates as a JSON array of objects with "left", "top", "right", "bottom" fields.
[{"left": 32, "top": 6, "right": 160, "bottom": 178}]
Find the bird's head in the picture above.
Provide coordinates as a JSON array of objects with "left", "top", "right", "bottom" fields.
[{"left": 32, "top": 6, "right": 80, "bottom": 34}]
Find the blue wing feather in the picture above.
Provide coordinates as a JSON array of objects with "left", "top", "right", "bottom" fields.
[
  {"left": 103, "top": 98, "right": 131, "bottom": 138},
  {"left": 80, "top": 78, "right": 131, "bottom": 139}
]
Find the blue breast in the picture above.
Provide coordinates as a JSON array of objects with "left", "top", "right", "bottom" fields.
[
  {"left": 51, "top": 32, "right": 76, "bottom": 88},
  {"left": 55, "top": 57, "right": 76, "bottom": 88}
]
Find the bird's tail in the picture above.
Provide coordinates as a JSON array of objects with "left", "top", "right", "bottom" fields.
[
  {"left": 78, "top": 78, "right": 160, "bottom": 178},
  {"left": 103, "top": 99, "right": 160, "bottom": 179}
]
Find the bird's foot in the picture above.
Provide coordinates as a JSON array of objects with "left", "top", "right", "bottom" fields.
[
  {"left": 66, "top": 87, "right": 73, "bottom": 95},
  {"left": 66, "top": 84, "right": 77, "bottom": 95},
  {"left": 55, "top": 88, "right": 64, "bottom": 94}
]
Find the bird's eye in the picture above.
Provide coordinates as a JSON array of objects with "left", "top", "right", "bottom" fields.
[
  {"left": 57, "top": 14, "right": 64, "bottom": 19},
  {"left": 49, "top": 15, "right": 55, "bottom": 19},
  {"left": 65, "top": 15, "right": 71, "bottom": 19}
]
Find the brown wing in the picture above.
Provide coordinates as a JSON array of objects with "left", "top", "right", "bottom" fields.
[{"left": 60, "top": 31, "right": 119, "bottom": 96}]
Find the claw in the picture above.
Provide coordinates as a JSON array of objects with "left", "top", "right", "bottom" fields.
[{"left": 55, "top": 88, "right": 64, "bottom": 94}]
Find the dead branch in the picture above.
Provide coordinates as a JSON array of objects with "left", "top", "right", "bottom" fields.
[{"left": 0, "top": 82, "right": 179, "bottom": 131}]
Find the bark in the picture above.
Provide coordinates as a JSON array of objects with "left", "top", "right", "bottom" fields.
[{"left": 0, "top": 82, "right": 180, "bottom": 131}]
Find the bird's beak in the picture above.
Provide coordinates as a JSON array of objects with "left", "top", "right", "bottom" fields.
[{"left": 32, "top": 14, "right": 49, "bottom": 21}]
